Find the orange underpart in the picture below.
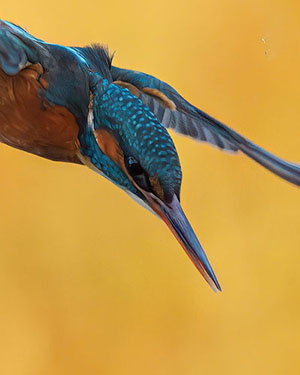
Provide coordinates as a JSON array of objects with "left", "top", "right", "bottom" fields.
[{"left": 0, "top": 64, "right": 81, "bottom": 163}]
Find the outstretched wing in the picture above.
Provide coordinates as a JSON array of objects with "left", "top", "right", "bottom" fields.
[
  {"left": 112, "top": 66, "right": 238, "bottom": 152},
  {"left": 111, "top": 65, "right": 300, "bottom": 187}
]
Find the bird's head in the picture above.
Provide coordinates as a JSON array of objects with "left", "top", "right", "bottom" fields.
[{"left": 79, "top": 75, "right": 221, "bottom": 291}]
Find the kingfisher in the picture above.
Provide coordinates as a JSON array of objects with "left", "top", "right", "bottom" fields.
[{"left": 0, "top": 20, "right": 299, "bottom": 292}]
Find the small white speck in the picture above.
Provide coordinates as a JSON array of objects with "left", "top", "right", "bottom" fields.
[{"left": 261, "top": 37, "right": 270, "bottom": 57}]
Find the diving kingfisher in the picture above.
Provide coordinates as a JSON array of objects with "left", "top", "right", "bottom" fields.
[{"left": 0, "top": 20, "right": 299, "bottom": 292}]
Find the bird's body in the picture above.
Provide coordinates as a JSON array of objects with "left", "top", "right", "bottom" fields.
[
  {"left": 0, "top": 63, "right": 80, "bottom": 163},
  {"left": 0, "top": 20, "right": 299, "bottom": 291}
]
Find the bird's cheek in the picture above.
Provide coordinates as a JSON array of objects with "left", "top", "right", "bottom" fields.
[
  {"left": 93, "top": 128, "right": 125, "bottom": 168},
  {"left": 92, "top": 128, "right": 144, "bottom": 194}
]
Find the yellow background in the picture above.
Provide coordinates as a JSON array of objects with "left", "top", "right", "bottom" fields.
[{"left": 1, "top": 1, "right": 300, "bottom": 374}]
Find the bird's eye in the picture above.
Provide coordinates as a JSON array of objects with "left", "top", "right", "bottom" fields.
[{"left": 125, "top": 156, "right": 151, "bottom": 191}]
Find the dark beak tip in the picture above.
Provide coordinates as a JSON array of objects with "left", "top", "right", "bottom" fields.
[
  {"left": 199, "top": 263, "right": 222, "bottom": 292},
  {"left": 156, "top": 194, "right": 222, "bottom": 293},
  {"left": 215, "top": 280, "right": 222, "bottom": 292},
  {"left": 204, "top": 264, "right": 222, "bottom": 292}
]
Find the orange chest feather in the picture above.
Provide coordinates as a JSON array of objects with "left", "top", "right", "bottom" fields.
[{"left": 0, "top": 64, "right": 81, "bottom": 163}]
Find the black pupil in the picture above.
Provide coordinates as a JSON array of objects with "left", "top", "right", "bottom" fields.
[
  {"left": 127, "top": 157, "right": 144, "bottom": 175},
  {"left": 126, "top": 156, "right": 151, "bottom": 191}
]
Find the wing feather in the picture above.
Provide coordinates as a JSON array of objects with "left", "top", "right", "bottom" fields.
[
  {"left": 112, "top": 66, "right": 238, "bottom": 152},
  {"left": 111, "top": 65, "right": 300, "bottom": 187}
]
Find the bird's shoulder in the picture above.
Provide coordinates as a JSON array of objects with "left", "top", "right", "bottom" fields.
[{"left": 0, "top": 63, "right": 81, "bottom": 163}]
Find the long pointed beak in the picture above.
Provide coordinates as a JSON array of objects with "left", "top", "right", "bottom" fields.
[{"left": 148, "top": 194, "right": 221, "bottom": 292}]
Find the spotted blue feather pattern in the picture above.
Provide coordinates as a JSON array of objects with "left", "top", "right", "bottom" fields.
[
  {"left": 111, "top": 66, "right": 300, "bottom": 187},
  {"left": 89, "top": 75, "right": 182, "bottom": 197}
]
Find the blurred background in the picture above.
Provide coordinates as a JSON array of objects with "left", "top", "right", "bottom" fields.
[{"left": 1, "top": 1, "right": 300, "bottom": 374}]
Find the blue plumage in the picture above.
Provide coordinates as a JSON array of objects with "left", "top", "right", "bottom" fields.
[
  {"left": 1, "top": 19, "right": 300, "bottom": 291},
  {"left": 89, "top": 75, "right": 182, "bottom": 198}
]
